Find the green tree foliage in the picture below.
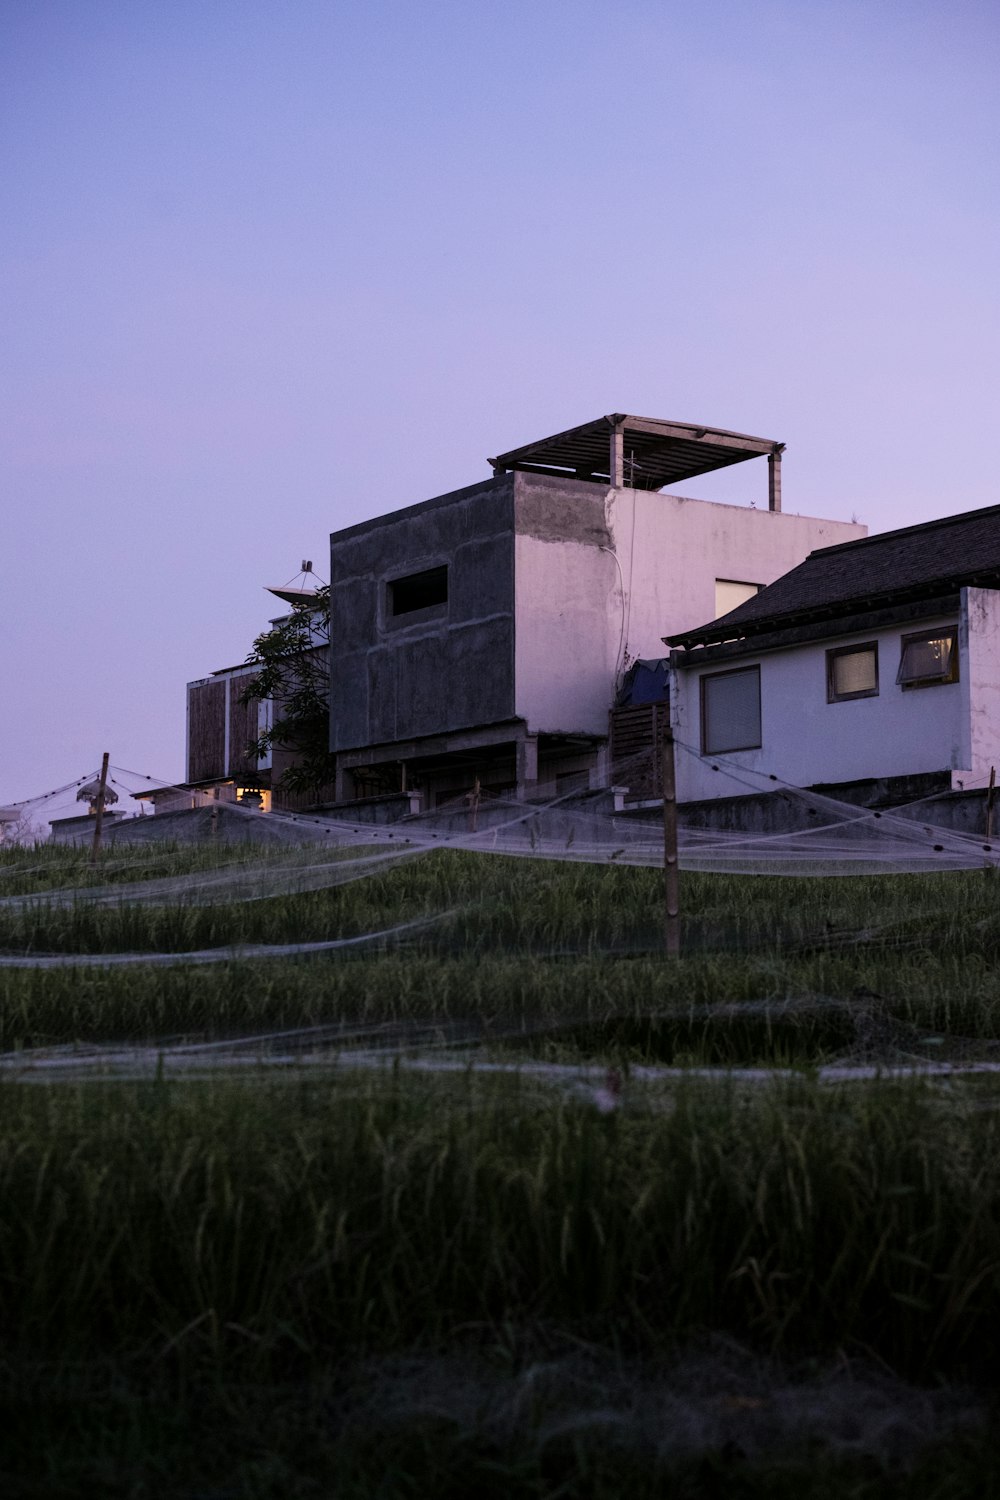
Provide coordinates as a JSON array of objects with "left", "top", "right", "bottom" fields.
[{"left": 239, "top": 586, "right": 335, "bottom": 795}]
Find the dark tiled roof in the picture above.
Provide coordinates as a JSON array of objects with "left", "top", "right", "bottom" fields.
[{"left": 669, "top": 502, "right": 1000, "bottom": 649}]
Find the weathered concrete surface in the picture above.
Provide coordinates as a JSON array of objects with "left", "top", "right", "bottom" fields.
[
  {"left": 657, "top": 782, "right": 993, "bottom": 838},
  {"left": 105, "top": 807, "right": 324, "bottom": 845},
  {"left": 328, "top": 463, "right": 863, "bottom": 784},
  {"left": 514, "top": 473, "right": 619, "bottom": 739},
  {"left": 330, "top": 475, "right": 516, "bottom": 753},
  {"left": 961, "top": 586, "right": 1000, "bottom": 781},
  {"left": 315, "top": 792, "right": 420, "bottom": 825},
  {"left": 514, "top": 473, "right": 611, "bottom": 546}
]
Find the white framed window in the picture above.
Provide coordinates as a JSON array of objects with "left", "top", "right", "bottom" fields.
[
  {"left": 896, "top": 628, "right": 958, "bottom": 689},
  {"left": 701, "top": 666, "right": 761, "bottom": 754},
  {"left": 827, "top": 642, "right": 878, "bottom": 702}
]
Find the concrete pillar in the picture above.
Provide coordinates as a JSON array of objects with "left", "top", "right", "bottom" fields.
[
  {"left": 768, "top": 450, "right": 782, "bottom": 512},
  {"left": 592, "top": 743, "right": 611, "bottom": 789},
  {"left": 334, "top": 759, "right": 351, "bottom": 804},
  {"left": 516, "top": 734, "right": 538, "bottom": 797},
  {"left": 610, "top": 423, "right": 625, "bottom": 488}
]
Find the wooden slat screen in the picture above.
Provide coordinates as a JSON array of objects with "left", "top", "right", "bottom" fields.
[
  {"left": 227, "top": 676, "right": 259, "bottom": 780},
  {"left": 609, "top": 702, "right": 668, "bottom": 800}
]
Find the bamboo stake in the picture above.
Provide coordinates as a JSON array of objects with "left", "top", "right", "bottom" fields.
[
  {"left": 662, "top": 726, "right": 680, "bottom": 956},
  {"left": 90, "top": 752, "right": 110, "bottom": 866},
  {"left": 986, "top": 766, "right": 996, "bottom": 879},
  {"left": 987, "top": 766, "right": 996, "bottom": 842}
]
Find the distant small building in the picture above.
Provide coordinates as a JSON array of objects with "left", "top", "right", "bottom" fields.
[
  {"left": 667, "top": 504, "right": 1000, "bottom": 804},
  {"left": 0, "top": 807, "right": 23, "bottom": 842},
  {"left": 156, "top": 566, "right": 328, "bottom": 816},
  {"left": 49, "top": 811, "right": 127, "bottom": 845},
  {"left": 49, "top": 779, "right": 124, "bottom": 844}
]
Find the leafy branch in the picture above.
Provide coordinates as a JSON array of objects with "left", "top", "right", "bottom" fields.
[{"left": 239, "top": 585, "right": 335, "bottom": 796}]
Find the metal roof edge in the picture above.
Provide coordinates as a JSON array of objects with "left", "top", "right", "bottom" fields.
[{"left": 668, "top": 591, "right": 963, "bottom": 666}]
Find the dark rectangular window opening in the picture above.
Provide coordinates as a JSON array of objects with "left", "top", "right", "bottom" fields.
[
  {"left": 389, "top": 565, "right": 448, "bottom": 617},
  {"left": 700, "top": 666, "right": 762, "bottom": 754},
  {"left": 896, "top": 628, "right": 958, "bottom": 689},
  {"left": 827, "top": 642, "right": 879, "bottom": 702}
]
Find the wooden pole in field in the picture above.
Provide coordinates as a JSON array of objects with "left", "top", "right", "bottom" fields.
[
  {"left": 987, "top": 767, "right": 996, "bottom": 841},
  {"left": 662, "top": 725, "right": 680, "bottom": 956},
  {"left": 986, "top": 766, "right": 996, "bottom": 878},
  {"left": 90, "top": 752, "right": 110, "bottom": 866}
]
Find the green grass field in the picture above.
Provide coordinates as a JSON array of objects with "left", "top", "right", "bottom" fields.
[{"left": 2, "top": 841, "right": 1000, "bottom": 1496}]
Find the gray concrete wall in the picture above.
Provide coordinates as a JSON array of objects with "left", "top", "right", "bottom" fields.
[
  {"left": 330, "top": 475, "right": 516, "bottom": 753},
  {"left": 649, "top": 775, "right": 992, "bottom": 839},
  {"left": 105, "top": 806, "right": 321, "bottom": 846},
  {"left": 514, "top": 472, "right": 611, "bottom": 547}
]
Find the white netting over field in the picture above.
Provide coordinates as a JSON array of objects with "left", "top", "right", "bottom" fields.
[
  {"left": 2, "top": 745, "right": 998, "bottom": 925},
  {"left": 0, "top": 913, "right": 451, "bottom": 967}
]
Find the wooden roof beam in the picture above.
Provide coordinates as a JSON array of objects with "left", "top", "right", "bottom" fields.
[{"left": 618, "top": 416, "right": 779, "bottom": 456}]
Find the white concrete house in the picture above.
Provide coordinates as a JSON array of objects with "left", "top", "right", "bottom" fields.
[{"left": 667, "top": 505, "right": 1000, "bottom": 804}]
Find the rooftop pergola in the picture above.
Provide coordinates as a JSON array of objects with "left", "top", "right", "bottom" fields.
[{"left": 489, "top": 414, "right": 785, "bottom": 510}]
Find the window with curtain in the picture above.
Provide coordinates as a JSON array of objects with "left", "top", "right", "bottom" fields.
[
  {"left": 701, "top": 667, "right": 761, "bottom": 753},
  {"left": 827, "top": 643, "right": 879, "bottom": 702}
]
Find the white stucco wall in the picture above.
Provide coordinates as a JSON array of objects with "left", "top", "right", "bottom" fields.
[
  {"left": 607, "top": 490, "right": 865, "bottom": 658},
  {"left": 513, "top": 486, "right": 864, "bottom": 739},
  {"left": 514, "top": 532, "right": 619, "bottom": 736},
  {"left": 671, "top": 609, "right": 970, "bottom": 801}
]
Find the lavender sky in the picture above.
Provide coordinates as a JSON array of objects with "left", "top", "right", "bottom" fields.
[{"left": 2, "top": 0, "right": 998, "bottom": 817}]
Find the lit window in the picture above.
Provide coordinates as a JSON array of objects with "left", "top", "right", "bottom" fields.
[
  {"left": 701, "top": 667, "right": 761, "bottom": 753},
  {"left": 827, "top": 643, "right": 878, "bottom": 702},
  {"left": 389, "top": 566, "right": 448, "bottom": 616},
  {"left": 896, "top": 628, "right": 958, "bottom": 689},
  {"left": 715, "top": 579, "right": 761, "bottom": 618}
]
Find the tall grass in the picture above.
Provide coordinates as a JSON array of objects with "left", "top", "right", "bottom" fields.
[
  {"left": 5, "top": 843, "right": 1000, "bottom": 1493},
  {"left": 4, "top": 845, "right": 1000, "bottom": 1065},
  {"left": 8, "top": 948, "right": 1000, "bottom": 1062},
  {"left": 2, "top": 1073, "right": 999, "bottom": 1384},
  {"left": 3, "top": 845, "right": 1000, "bottom": 957}
]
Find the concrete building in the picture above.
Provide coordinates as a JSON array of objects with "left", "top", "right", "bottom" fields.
[
  {"left": 667, "top": 505, "right": 1000, "bottom": 805},
  {"left": 49, "top": 810, "right": 128, "bottom": 845},
  {"left": 146, "top": 570, "right": 328, "bottom": 815},
  {"left": 49, "top": 777, "right": 125, "bottom": 845},
  {"left": 329, "top": 414, "right": 865, "bottom": 807}
]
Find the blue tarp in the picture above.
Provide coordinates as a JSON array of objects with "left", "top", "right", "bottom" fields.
[{"left": 617, "top": 658, "right": 669, "bottom": 706}]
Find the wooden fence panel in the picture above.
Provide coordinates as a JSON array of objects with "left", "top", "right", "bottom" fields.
[
  {"left": 609, "top": 702, "right": 668, "bottom": 800},
  {"left": 187, "top": 680, "right": 226, "bottom": 783}
]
